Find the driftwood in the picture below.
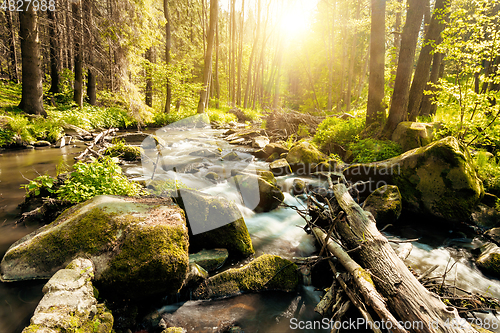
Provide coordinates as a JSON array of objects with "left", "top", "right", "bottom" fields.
[
  {"left": 330, "top": 183, "right": 478, "bottom": 333},
  {"left": 75, "top": 128, "right": 118, "bottom": 160}
]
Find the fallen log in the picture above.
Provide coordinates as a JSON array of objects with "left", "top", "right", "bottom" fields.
[
  {"left": 75, "top": 128, "right": 117, "bottom": 160},
  {"left": 331, "top": 183, "right": 478, "bottom": 333}
]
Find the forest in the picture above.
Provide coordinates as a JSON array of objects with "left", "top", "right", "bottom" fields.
[{"left": 1, "top": 0, "right": 500, "bottom": 333}]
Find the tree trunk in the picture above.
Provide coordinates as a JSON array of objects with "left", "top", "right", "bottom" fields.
[
  {"left": 197, "top": 0, "right": 218, "bottom": 114},
  {"left": 331, "top": 183, "right": 478, "bottom": 333},
  {"left": 164, "top": 0, "right": 172, "bottom": 113},
  {"left": 145, "top": 48, "right": 154, "bottom": 107},
  {"left": 66, "top": 0, "right": 73, "bottom": 71},
  {"left": 366, "top": 0, "right": 386, "bottom": 126},
  {"left": 328, "top": 1, "right": 336, "bottom": 112},
  {"left": 215, "top": 19, "right": 220, "bottom": 109},
  {"left": 420, "top": 51, "right": 444, "bottom": 117},
  {"left": 243, "top": 0, "right": 260, "bottom": 109},
  {"left": 407, "top": 0, "right": 448, "bottom": 121},
  {"left": 237, "top": 0, "right": 244, "bottom": 106},
  {"left": 73, "top": 0, "right": 83, "bottom": 108},
  {"left": 85, "top": 0, "right": 96, "bottom": 106},
  {"left": 230, "top": 0, "right": 236, "bottom": 106},
  {"left": 383, "top": 0, "right": 426, "bottom": 137},
  {"left": 389, "top": 0, "right": 403, "bottom": 91},
  {"left": 6, "top": 10, "right": 20, "bottom": 84},
  {"left": 346, "top": 0, "right": 361, "bottom": 113},
  {"left": 18, "top": 2, "right": 46, "bottom": 116},
  {"left": 48, "top": 0, "right": 61, "bottom": 96}
]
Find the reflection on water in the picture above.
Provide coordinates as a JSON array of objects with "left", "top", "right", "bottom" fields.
[{"left": 0, "top": 145, "right": 81, "bottom": 333}]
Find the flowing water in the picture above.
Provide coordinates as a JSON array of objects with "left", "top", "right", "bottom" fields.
[{"left": 1, "top": 128, "right": 500, "bottom": 333}]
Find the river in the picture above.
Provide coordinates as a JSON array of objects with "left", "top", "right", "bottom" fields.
[{"left": 1, "top": 128, "right": 500, "bottom": 333}]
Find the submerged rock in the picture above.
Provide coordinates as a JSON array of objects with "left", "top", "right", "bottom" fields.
[
  {"left": 344, "top": 136, "right": 484, "bottom": 222},
  {"left": 177, "top": 189, "right": 254, "bottom": 258},
  {"left": 476, "top": 243, "right": 500, "bottom": 277},
  {"left": 234, "top": 173, "right": 284, "bottom": 212},
  {"left": 193, "top": 254, "right": 298, "bottom": 299},
  {"left": 362, "top": 185, "right": 402, "bottom": 225},
  {"left": 189, "top": 248, "right": 229, "bottom": 272},
  {"left": 22, "top": 258, "right": 113, "bottom": 333},
  {"left": 391, "top": 121, "right": 436, "bottom": 152},
  {"left": 1, "top": 195, "right": 189, "bottom": 299}
]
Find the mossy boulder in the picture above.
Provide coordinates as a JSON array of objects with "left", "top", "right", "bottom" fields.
[
  {"left": 269, "top": 158, "right": 292, "bottom": 176},
  {"left": 286, "top": 141, "right": 327, "bottom": 173},
  {"left": 22, "top": 258, "right": 113, "bottom": 333},
  {"left": 471, "top": 204, "right": 500, "bottom": 229},
  {"left": 1, "top": 195, "right": 189, "bottom": 299},
  {"left": 362, "top": 185, "right": 402, "bottom": 225},
  {"left": 233, "top": 173, "right": 284, "bottom": 212},
  {"left": 476, "top": 243, "right": 500, "bottom": 277},
  {"left": 105, "top": 143, "right": 142, "bottom": 161},
  {"left": 391, "top": 121, "right": 436, "bottom": 152},
  {"left": 193, "top": 254, "right": 298, "bottom": 299},
  {"left": 344, "top": 137, "right": 484, "bottom": 222},
  {"left": 177, "top": 189, "right": 254, "bottom": 258}
]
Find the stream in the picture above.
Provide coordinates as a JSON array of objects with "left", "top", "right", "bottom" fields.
[{"left": 1, "top": 126, "right": 500, "bottom": 332}]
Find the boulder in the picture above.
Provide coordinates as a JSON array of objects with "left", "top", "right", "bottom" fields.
[
  {"left": 1, "top": 196, "right": 189, "bottom": 299},
  {"left": 183, "top": 263, "right": 209, "bottom": 288},
  {"left": 269, "top": 158, "right": 292, "bottom": 177},
  {"left": 362, "top": 185, "right": 402, "bottom": 225},
  {"left": 177, "top": 189, "right": 254, "bottom": 258},
  {"left": 222, "top": 151, "right": 242, "bottom": 161},
  {"left": 251, "top": 136, "right": 270, "bottom": 149},
  {"left": 233, "top": 173, "right": 284, "bottom": 212},
  {"left": 105, "top": 143, "right": 142, "bottom": 161},
  {"left": 476, "top": 243, "right": 500, "bottom": 277},
  {"left": 471, "top": 204, "right": 500, "bottom": 229},
  {"left": 22, "top": 258, "right": 113, "bottom": 333},
  {"left": 189, "top": 248, "right": 229, "bottom": 272},
  {"left": 286, "top": 141, "right": 327, "bottom": 173},
  {"left": 485, "top": 228, "right": 500, "bottom": 244},
  {"left": 344, "top": 137, "right": 484, "bottom": 222},
  {"left": 391, "top": 121, "right": 436, "bottom": 152},
  {"left": 265, "top": 143, "right": 289, "bottom": 156},
  {"left": 33, "top": 141, "right": 51, "bottom": 147},
  {"left": 193, "top": 254, "right": 298, "bottom": 299}
]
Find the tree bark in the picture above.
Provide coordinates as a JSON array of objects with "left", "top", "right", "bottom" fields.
[
  {"left": 6, "top": 10, "right": 20, "bottom": 84},
  {"left": 331, "top": 184, "right": 479, "bottom": 333},
  {"left": 237, "top": 0, "right": 244, "bottom": 106},
  {"left": 197, "top": 0, "right": 218, "bottom": 113},
  {"left": 73, "top": 0, "right": 84, "bottom": 108},
  {"left": 85, "top": 0, "right": 96, "bottom": 106},
  {"left": 18, "top": 1, "right": 46, "bottom": 116},
  {"left": 48, "top": 0, "right": 61, "bottom": 96},
  {"left": 420, "top": 51, "right": 444, "bottom": 117},
  {"left": 145, "top": 48, "right": 154, "bottom": 107},
  {"left": 164, "top": 0, "right": 172, "bottom": 113},
  {"left": 407, "top": 0, "right": 448, "bottom": 121},
  {"left": 366, "top": 0, "right": 386, "bottom": 126},
  {"left": 389, "top": 0, "right": 403, "bottom": 91},
  {"left": 346, "top": 0, "right": 361, "bottom": 113},
  {"left": 383, "top": 0, "right": 426, "bottom": 137},
  {"left": 243, "top": 0, "right": 260, "bottom": 109},
  {"left": 215, "top": 19, "right": 220, "bottom": 109},
  {"left": 66, "top": 0, "right": 73, "bottom": 71}
]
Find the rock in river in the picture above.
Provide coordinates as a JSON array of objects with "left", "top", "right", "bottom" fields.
[
  {"left": 22, "top": 258, "right": 113, "bottom": 333},
  {"left": 1, "top": 195, "right": 189, "bottom": 299},
  {"left": 344, "top": 136, "right": 484, "bottom": 222},
  {"left": 362, "top": 185, "right": 402, "bottom": 225}
]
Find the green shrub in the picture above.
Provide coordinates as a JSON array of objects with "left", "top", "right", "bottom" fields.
[
  {"left": 348, "top": 139, "right": 402, "bottom": 163},
  {"left": 207, "top": 109, "right": 237, "bottom": 124},
  {"left": 0, "top": 128, "right": 15, "bottom": 147},
  {"left": 56, "top": 156, "right": 143, "bottom": 203},
  {"left": 20, "top": 174, "right": 56, "bottom": 198},
  {"left": 7, "top": 114, "right": 63, "bottom": 144},
  {"left": 474, "top": 151, "right": 500, "bottom": 196},
  {"left": 313, "top": 116, "right": 365, "bottom": 152}
]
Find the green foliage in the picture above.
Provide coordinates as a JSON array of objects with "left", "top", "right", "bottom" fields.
[
  {"left": 313, "top": 116, "right": 365, "bottom": 152},
  {"left": 0, "top": 128, "right": 15, "bottom": 147},
  {"left": 348, "top": 139, "right": 403, "bottom": 163},
  {"left": 207, "top": 109, "right": 237, "bottom": 124},
  {"left": 474, "top": 151, "right": 500, "bottom": 195},
  {"left": 56, "top": 157, "right": 143, "bottom": 203},
  {"left": 7, "top": 114, "right": 63, "bottom": 144},
  {"left": 48, "top": 105, "right": 135, "bottom": 130},
  {"left": 20, "top": 175, "right": 56, "bottom": 198},
  {"left": 432, "top": 0, "right": 500, "bottom": 148},
  {"left": 297, "top": 124, "right": 310, "bottom": 137}
]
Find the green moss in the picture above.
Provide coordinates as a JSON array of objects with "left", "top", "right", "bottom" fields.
[
  {"left": 99, "top": 223, "right": 189, "bottom": 297},
  {"left": 22, "top": 325, "right": 41, "bottom": 333},
  {"left": 105, "top": 141, "right": 142, "bottom": 161},
  {"left": 286, "top": 141, "right": 326, "bottom": 165},
  {"left": 195, "top": 254, "right": 298, "bottom": 299},
  {"left": 354, "top": 267, "right": 374, "bottom": 287},
  {"left": 5, "top": 208, "right": 122, "bottom": 271},
  {"left": 163, "top": 328, "right": 186, "bottom": 333}
]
